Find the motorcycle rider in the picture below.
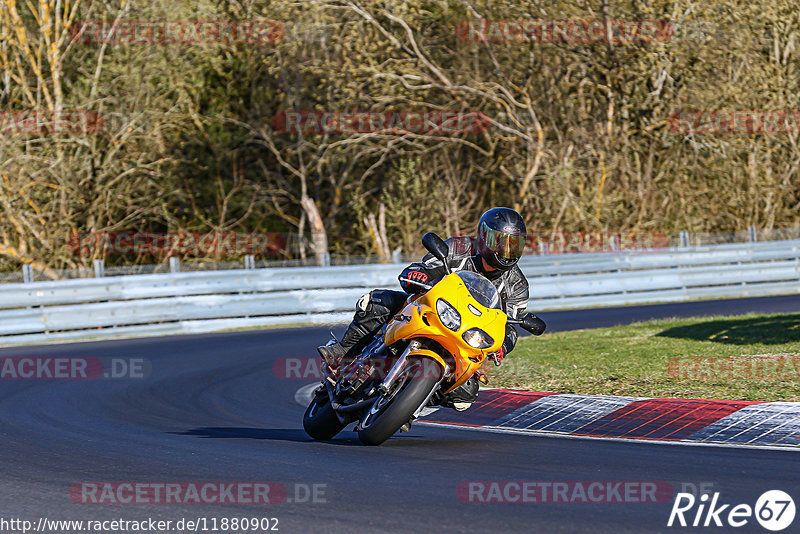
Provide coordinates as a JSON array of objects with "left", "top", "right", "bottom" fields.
[{"left": 318, "top": 207, "right": 545, "bottom": 410}]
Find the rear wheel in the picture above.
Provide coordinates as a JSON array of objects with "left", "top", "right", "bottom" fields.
[
  {"left": 357, "top": 357, "right": 442, "bottom": 446},
  {"left": 303, "top": 392, "right": 346, "bottom": 440}
]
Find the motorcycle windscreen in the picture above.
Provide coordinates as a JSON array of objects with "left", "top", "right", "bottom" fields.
[{"left": 457, "top": 271, "right": 502, "bottom": 310}]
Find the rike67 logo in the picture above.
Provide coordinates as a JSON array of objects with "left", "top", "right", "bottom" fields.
[{"left": 668, "top": 490, "right": 795, "bottom": 531}]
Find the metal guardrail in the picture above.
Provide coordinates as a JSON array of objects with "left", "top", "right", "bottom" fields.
[{"left": 0, "top": 239, "right": 798, "bottom": 345}]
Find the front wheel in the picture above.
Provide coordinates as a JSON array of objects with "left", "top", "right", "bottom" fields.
[
  {"left": 357, "top": 357, "right": 442, "bottom": 446},
  {"left": 303, "top": 392, "right": 346, "bottom": 440}
]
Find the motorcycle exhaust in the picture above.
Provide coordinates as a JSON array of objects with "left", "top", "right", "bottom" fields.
[{"left": 324, "top": 379, "right": 380, "bottom": 414}]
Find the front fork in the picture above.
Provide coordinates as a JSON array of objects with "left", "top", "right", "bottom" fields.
[
  {"left": 321, "top": 338, "right": 445, "bottom": 427},
  {"left": 318, "top": 339, "right": 411, "bottom": 424},
  {"left": 376, "top": 340, "right": 446, "bottom": 423},
  {"left": 378, "top": 340, "right": 420, "bottom": 395}
]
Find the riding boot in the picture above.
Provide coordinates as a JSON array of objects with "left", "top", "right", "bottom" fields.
[
  {"left": 318, "top": 290, "right": 408, "bottom": 372},
  {"left": 441, "top": 376, "right": 480, "bottom": 411},
  {"left": 317, "top": 320, "right": 373, "bottom": 370}
]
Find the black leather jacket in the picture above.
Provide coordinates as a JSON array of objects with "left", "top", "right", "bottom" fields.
[{"left": 398, "top": 236, "right": 530, "bottom": 353}]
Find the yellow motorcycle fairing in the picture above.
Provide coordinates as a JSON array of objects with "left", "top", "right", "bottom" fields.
[{"left": 383, "top": 272, "right": 506, "bottom": 393}]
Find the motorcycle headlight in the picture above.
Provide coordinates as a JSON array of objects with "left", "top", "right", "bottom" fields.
[
  {"left": 462, "top": 328, "right": 493, "bottom": 349},
  {"left": 436, "top": 298, "right": 461, "bottom": 331}
]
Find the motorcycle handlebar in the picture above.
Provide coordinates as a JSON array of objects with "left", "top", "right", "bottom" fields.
[{"left": 397, "top": 274, "right": 546, "bottom": 336}]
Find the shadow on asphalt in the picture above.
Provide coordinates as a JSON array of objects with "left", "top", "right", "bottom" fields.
[
  {"left": 656, "top": 313, "right": 800, "bottom": 345},
  {"left": 173, "top": 426, "right": 478, "bottom": 447},
  {"left": 174, "top": 427, "right": 364, "bottom": 446},
  {"left": 175, "top": 427, "right": 314, "bottom": 442}
]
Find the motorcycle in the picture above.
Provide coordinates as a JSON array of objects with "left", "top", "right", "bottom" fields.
[{"left": 302, "top": 232, "right": 546, "bottom": 445}]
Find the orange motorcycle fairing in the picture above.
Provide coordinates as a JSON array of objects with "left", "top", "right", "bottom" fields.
[{"left": 383, "top": 273, "right": 507, "bottom": 394}]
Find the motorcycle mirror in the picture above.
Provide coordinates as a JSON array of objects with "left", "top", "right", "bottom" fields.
[
  {"left": 511, "top": 313, "right": 547, "bottom": 336},
  {"left": 422, "top": 232, "right": 450, "bottom": 273}
]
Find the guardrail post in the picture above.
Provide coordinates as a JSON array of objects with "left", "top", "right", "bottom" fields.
[
  {"left": 169, "top": 257, "right": 180, "bottom": 273},
  {"left": 321, "top": 252, "right": 331, "bottom": 267},
  {"left": 748, "top": 226, "right": 757, "bottom": 242},
  {"left": 538, "top": 242, "right": 549, "bottom": 255},
  {"left": 609, "top": 235, "right": 620, "bottom": 252},
  {"left": 22, "top": 264, "right": 33, "bottom": 284},
  {"left": 392, "top": 249, "right": 401, "bottom": 263},
  {"left": 679, "top": 230, "right": 689, "bottom": 248},
  {"left": 93, "top": 259, "right": 104, "bottom": 278},
  {"left": 244, "top": 255, "right": 255, "bottom": 270}
]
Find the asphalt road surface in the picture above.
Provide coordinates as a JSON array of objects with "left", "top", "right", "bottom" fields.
[{"left": 0, "top": 295, "right": 799, "bottom": 533}]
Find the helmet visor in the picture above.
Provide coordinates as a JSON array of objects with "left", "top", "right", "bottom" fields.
[{"left": 480, "top": 222, "right": 527, "bottom": 263}]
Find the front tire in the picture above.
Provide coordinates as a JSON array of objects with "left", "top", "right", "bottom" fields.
[
  {"left": 303, "top": 393, "right": 346, "bottom": 440},
  {"left": 357, "top": 358, "right": 441, "bottom": 446}
]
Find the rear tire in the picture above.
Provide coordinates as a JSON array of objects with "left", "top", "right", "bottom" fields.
[
  {"left": 357, "top": 358, "right": 441, "bottom": 446},
  {"left": 303, "top": 393, "right": 346, "bottom": 440}
]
